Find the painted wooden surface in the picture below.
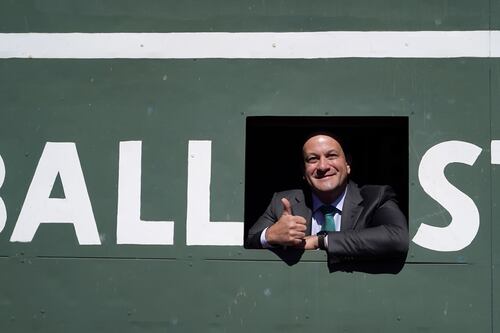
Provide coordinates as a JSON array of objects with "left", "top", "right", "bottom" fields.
[{"left": 0, "top": 1, "right": 498, "bottom": 332}]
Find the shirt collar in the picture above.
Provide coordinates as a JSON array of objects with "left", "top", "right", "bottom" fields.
[{"left": 312, "top": 186, "right": 348, "bottom": 213}]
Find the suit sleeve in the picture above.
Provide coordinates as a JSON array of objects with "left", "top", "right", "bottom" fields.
[
  {"left": 327, "top": 188, "right": 409, "bottom": 262},
  {"left": 246, "top": 193, "right": 280, "bottom": 249}
]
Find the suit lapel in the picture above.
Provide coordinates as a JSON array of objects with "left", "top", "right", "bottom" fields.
[
  {"left": 290, "top": 183, "right": 362, "bottom": 234},
  {"left": 340, "top": 181, "right": 363, "bottom": 231}
]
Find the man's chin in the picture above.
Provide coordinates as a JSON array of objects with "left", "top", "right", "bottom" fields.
[{"left": 312, "top": 185, "right": 338, "bottom": 194}]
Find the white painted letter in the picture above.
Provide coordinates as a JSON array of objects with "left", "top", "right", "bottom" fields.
[
  {"left": 413, "top": 141, "right": 481, "bottom": 251},
  {"left": 10, "top": 143, "right": 100, "bottom": 244},
  {"left": 0, "top": 154, "right": 6, "bottom": 233},
  {"left": 117, "top": 141, "right": 174, "bottom": 245},
  {"left": 186, "top": 141, "right": 243, "bottom": 245},
  {"left": 492, "top": 140, "right": 500, "bottom": 164}
]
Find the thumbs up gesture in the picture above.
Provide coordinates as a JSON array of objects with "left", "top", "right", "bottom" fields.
[{"left": 266, "top": 198, "right": 307, "bottom": 246}]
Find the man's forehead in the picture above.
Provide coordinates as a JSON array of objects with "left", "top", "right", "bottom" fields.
[{"left": 303, "top": 135, "right": 343, "bottom": 152}]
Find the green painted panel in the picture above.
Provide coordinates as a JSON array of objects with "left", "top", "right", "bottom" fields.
[
  {"left": 0, "top": 1, "right": 497, "bottom": 332},
  {"left": 407, "top": 60, "right": 491, "bottom": 264},
  {"left": 0, "top": 0, "right": 490, "bottom": 32},
  {"left": 493, "top": 0, "right": 500, "bottom": 29},
  {"left": 0, "top": 57, "right": 495, "bottom": 331},
  {"left": 0, "top": 59, "right": 492, "bottom": 260},
  {"left": 0, "top": 258, "right": 491, "bottom": 332},
  {"left": 491, "top": 60, "right": 499, "bottom": 333}
]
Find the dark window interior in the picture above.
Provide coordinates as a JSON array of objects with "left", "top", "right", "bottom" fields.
[{"left": 244, "top": 116, "right": 409, "bottom": 246}]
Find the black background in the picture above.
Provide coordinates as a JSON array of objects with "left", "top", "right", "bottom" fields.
[{"left": 244, "top": 116, "right": 409, "bottom": 241}]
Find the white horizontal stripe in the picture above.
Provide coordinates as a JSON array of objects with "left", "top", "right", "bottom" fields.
[
  {"left": 0, "top": 31, "right": 499, "bottom": 59},
  {"left": 491, "top": 31, "right": 500, "bottom": 57}
]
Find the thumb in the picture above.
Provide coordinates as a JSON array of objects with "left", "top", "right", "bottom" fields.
[{"left": 281, "top": 198, "right": 292, "bottom": 216}]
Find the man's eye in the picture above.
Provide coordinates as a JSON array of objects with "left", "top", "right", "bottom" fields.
[
  {"left": 327, "top": 154, "right": 338, "bottom": 160},
  {"left": 307, "top": 157, "right": 318, "bottom": 163}
]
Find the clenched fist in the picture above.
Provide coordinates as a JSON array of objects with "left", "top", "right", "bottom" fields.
[{"left": 266, "top": 198, "right": 307, "bottom": 247}]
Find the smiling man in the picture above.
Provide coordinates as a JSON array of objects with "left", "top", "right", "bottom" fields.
[{"left": 246, "top": 132, "right": 409, "bottom": 267}]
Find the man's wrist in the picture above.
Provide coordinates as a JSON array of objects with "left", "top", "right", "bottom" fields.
[
  {"left": 318, "top": 234, "right": 328, "bottom": 250},
  {"left": 260, "top": 227, "right": 274, "bottom": 248}
]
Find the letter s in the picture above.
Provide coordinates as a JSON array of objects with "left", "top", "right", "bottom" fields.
[{"left": 413, "top": 141, "right": 481, "bottom": 251}]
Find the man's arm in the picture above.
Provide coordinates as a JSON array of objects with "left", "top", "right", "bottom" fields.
[
  {"left": 327, "top": 198, "right": 408, "bottom": 261},
  {"left": 246, "top": 193, "right": 277, "bottom": 249},
  {"left": 303, "top": 186, "right": 408, "bottom": 261},
  {"left": 246, "top": 193, "right": 307, "bottom": 249}
]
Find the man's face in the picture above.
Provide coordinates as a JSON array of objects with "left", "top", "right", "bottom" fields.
[{"left": 302, "top": 135, "right": 351, "bottom": 200}]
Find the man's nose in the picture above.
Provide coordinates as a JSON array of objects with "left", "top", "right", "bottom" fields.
[{"left": 317, "top": 156, "right": 330, "bottom": 171}]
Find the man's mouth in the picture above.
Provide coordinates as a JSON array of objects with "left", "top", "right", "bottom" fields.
[{"left": 315, "top": 173, "right": 336, "bottom": 179}]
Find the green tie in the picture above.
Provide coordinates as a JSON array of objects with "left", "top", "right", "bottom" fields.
[{"left": 319, "top": 205, "right": 336, "bottom": 233}]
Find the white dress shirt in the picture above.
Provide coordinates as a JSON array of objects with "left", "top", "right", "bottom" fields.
[{"left": 310, "top": 187, "right": 347, "bottom": 234}]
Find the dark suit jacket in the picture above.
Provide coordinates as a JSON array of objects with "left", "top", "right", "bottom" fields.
[{"left": 246, "top": 181, "right": 409, "bottom": 269}]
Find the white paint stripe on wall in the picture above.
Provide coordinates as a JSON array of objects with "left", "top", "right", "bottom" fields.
[
  {"left": 491, "top": 31, "right": 500, "bottom": 57},
  {"left": 0, "top": 31, "right": 499, "bottom": 59}
]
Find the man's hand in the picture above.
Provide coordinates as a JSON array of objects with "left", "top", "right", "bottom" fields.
[{"left": 266, "top": 198, "right": 307, "bottom": 247}]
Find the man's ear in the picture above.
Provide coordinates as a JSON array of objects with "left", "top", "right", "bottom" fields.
[{"left": 347, "top": 163, "right": 351, "bottom": 175}]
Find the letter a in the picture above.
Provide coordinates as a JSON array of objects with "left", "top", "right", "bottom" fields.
[{"left": 10, "top": 143, "right": 100, "bottom": 244}]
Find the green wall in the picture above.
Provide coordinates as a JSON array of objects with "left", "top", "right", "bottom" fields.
[{"left": 0, "top": 1, "right": 499, "bottom": 332}]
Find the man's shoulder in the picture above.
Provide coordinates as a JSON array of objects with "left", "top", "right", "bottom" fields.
[
  {"left": 357, "top": 184, "right": 397, "bottom": 203},
  {"left": 275, "top": 188, "right": 305, "bottom": 196},
  {"left": 271, "top": 189, "right": 307, "bottom": 203}
]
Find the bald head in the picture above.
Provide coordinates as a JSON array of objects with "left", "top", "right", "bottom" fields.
[{"left": 302, "top": 135, "right": 351, "bottom": 203}]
